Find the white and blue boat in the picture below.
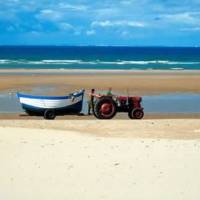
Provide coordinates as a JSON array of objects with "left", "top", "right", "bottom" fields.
[{"left": 17, "top": 89, "right": 85, "bottom": 119}]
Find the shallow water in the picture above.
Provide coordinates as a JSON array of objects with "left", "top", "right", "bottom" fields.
[
  {"left": 143, "top": 93, "right": 200, "bottom": 113},
  {"left": 0, "top": 86, "right": 56, "bottom": 113},
  {"left": 0, "top": 88, "right": 200, "bottom": 115},
  {"left": 0, "top": 92, "right": 22, "bottom": 113}
]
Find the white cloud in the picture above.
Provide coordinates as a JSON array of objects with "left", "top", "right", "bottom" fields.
[
  {"left": 40, "top": 9, "right": 53, "bottom": 14},
  {"left": 58, "top": 3, "right": 88, "bottom": 11},
  {"left": 0, "top": 10, "right": 17, "bottom": 20},
  {"left": 162, "top": 12, "right": 200, "bottom": 25},
  {"left": 120, "top": 0, "right": 134, "bottom": 5},
  {"left": 58, "top": 22, "right": 82, "bottom": 35},
  {"left": 30, "top": 31, "right": 40, "bottom": 36},
  {"left": 181, "top": 27, "right": 200, "bottom": 32},
  {"left": 36, "top": 3, "right": 88, "bottom": 23},
  {"left": 6, "top": 25, "right": 15, "bottom": 32},
  {"left": 121, "top": 31, "right": 130, "bottom": 37},
  {"left": 59, "top": 22, "right": 74, "bottom": 31},
  {"left": 94, "top": 8, "right": 120, "bottom": 17},
  {"left": 86, "top": 29, "right": 96, "bottom": 36},
  {"left": 37, "top": 9, "right": 63, "bottom": 21},
  {"left": 91, "top": 20, "right": 145, "bottom": 28}
]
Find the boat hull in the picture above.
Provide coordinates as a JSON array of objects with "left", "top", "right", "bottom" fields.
[{"left": 17, "top": 90, "right": 84, "bottom": 116}]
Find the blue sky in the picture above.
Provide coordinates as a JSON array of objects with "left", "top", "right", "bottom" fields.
[{"left": 0, "top": 0, "right": 200, "bottom": 46}]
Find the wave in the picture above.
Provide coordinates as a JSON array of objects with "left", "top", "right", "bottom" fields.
[
  {"left": 170, "top": 67, "right": 185, "bottom": 70},
  {"left": 0, "top": 59, "right": 10, "bottom": 64},
  {"left": 0, "top": 59, "right": 200, "bottom": 65}
]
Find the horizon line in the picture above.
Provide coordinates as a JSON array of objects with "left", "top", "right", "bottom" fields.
[{"left": 0, "top": 45, "right": 199, "bottom": 48}]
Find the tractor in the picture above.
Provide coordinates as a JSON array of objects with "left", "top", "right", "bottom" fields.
[{"left": 89, "top": 89, "right": 144, "bottom": 119}]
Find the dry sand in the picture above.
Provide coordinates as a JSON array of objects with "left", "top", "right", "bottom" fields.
[
  {"left": 1, "top": 119, "right": 200, "bottom": 139},
  {"left": 1, "top": 120, "right": 200, "bottom": 200}
]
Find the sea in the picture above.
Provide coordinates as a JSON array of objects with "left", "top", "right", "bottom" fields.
[{"left": 0, "top": 46, "right": 200, "bottom": 70}]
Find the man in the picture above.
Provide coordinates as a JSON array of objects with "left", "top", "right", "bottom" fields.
[
  {"left": 88, "top": 88, "right": 95, "bottom": 115},
  {"left": 107, "top": 87, "right": 113, "bottom": 96},
  {"left": 88, "top": 88, "right": 113, "bottom": 115}
]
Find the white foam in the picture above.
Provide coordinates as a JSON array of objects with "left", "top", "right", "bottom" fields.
[
  {"left": 0, "top": 59, "right": 199, "bottom": 66},
  {"left": 171, "top": 67, "right": 184, "bottom": 70},
  {"left": 95, "top": 60, "right": 200, "bottom": 65},
  {"left": 42, "top": 59, "right": 81, "bottom": 64},
  {"left": 0, "top": 59, "right": 9, "bottom": 64}
]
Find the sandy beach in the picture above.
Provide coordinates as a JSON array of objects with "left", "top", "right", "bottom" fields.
[
  {"left": 1, "top": 70, "right": 200, "bottom": 199},
  {"left": 0, "top": 70, "right": 200, "bottom": 94},
  {"left": 1, "top": 120, "right": 200, "bottom": 200}
]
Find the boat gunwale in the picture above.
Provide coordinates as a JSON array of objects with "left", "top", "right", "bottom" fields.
[{"left": 16, "top": 90, "right": 84, "bottom": 100}]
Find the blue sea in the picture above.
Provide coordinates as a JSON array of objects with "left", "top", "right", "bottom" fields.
[{"left": 0, "top": 46, "right": 200, "bottom": 70}]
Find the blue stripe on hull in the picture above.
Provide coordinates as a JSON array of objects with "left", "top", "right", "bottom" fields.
[
  {"left": 17, "top": 90, "right": 84, "bottom": 100},
  {"left": 22, "top": 100, "right": 83, "bottom": 115}
]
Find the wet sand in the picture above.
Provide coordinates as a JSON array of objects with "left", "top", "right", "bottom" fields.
[
  {"left": 0, "top": 70, "right": 200, "bottom": 94},
  {"left": 0, "top": 69, "right": 200, "bottom": 119},
  {"left": 1, "top": 113, "right": 200, "bottom": 120}
]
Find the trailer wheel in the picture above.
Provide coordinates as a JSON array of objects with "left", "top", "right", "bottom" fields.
[
  {"left": 94, "top": 97, "right": 117, "bottom": 119},
  {"left": 25, "top": 110, "right": 34, "bottom": 116},
  {"left": 128, "top": 109, "right": 144, "bottom": 119},
  {"left": 44, "top": 109, "right": 56, "bottom": 120}
]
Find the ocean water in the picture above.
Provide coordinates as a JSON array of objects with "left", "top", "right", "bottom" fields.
[{"left": 0, "top": 46, "right": 200, "bottom": 70}]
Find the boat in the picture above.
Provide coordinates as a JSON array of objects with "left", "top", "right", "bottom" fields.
[{"left": 17, "top": 89, "right": 85, "bottom": 119}]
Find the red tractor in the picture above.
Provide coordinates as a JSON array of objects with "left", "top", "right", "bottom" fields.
[{"left": 89, "top": 89, "right": 144, "bottom": 119}]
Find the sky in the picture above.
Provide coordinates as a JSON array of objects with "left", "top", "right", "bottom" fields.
[{"left": 0, "top": 0, "right": 200, "bottom": 46}]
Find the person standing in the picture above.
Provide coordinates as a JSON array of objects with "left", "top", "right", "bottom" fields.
[
  {"left": 107, "top": 87, "right": 112, "bottom": 96},
  {"left": 88, "top": 89, "right": 95, "bottom": 115}
]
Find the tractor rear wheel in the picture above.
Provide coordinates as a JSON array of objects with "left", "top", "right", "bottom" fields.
[
  {"left": 128, "top": 108, "right": 144, "bottom": 119},
  {"left": 44, "top": 109, "right": 56, "bottom": 120},
  {"left": 94, "top": 97, "right": 117, "bottom": 119}
]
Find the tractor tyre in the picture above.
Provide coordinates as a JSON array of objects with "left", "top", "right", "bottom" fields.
[
  {"left": 44, "top": 109, "right": 56, "bottom": 120},
  {"left": 128, "top": 108, "right": 144, "bottom": 119},
  {"left": 94, "top": 97, "right": 117, "bottom": 119}
]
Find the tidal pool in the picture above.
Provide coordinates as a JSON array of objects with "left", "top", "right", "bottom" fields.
[
  {"left": 0, "top": 89, "right": 200, "bottom": 114},
  {"left": 143, "top": 93, "right": 200, "bottom": 113}
]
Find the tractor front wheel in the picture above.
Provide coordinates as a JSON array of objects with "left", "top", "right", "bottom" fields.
[
  {"left": 94, "top": 97, "right": 117, "bottom": 119},
  {"left": 128, "top": 108, "right": 144, "bottom": 119}
]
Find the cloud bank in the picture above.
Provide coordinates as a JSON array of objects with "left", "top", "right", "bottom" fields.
[{"left": 0, "top": 0, "right": 200, "bottom": 45}]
